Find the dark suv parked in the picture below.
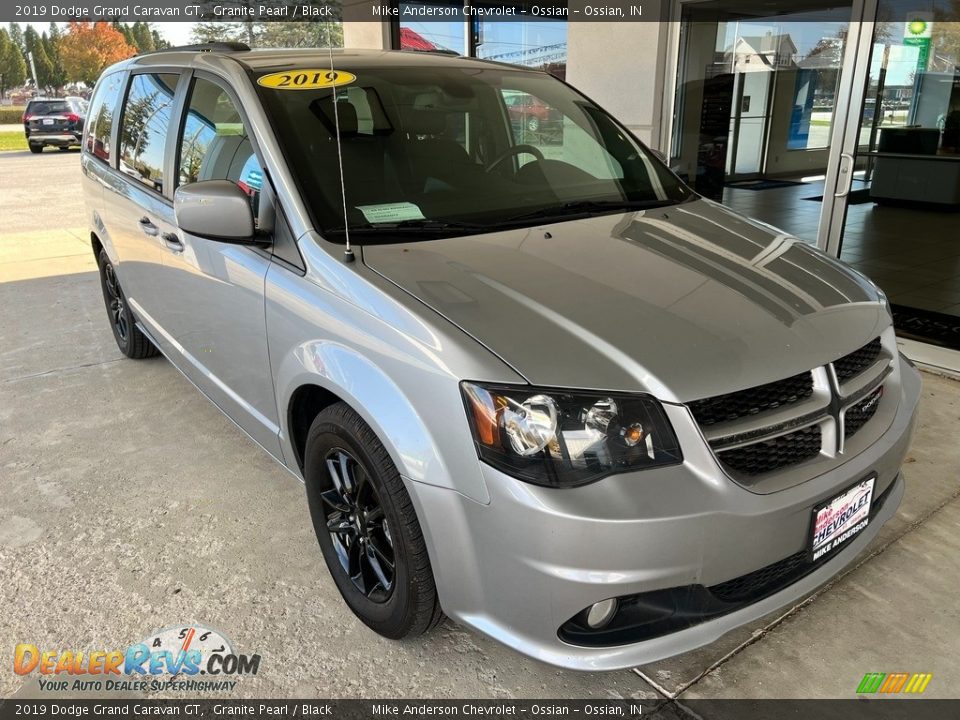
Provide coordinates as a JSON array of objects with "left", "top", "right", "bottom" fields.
[{"left": 23, "top": 97, "right": 86, "bottom": 153}]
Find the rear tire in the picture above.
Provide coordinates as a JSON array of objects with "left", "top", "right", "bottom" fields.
[
  {"left": 304, "top": 403, "right": 443, "bottom": 639},
  {"left": 97, "top": 249, "right": 159, "bottom": 359},
  {"left": 29, "top": 143, "right": 43, "bottom": 154}
]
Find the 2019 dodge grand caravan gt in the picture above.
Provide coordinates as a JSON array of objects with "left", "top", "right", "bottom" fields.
[{"left": 81, "top": 44, "right": 920, "bottom": 671}]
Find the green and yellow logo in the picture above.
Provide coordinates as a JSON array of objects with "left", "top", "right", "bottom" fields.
[{"left": 857, "top": 672, "right": 933, "bottom": 694}]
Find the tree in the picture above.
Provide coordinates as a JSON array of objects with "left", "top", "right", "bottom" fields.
[
  {"left": 190, "top": 1, "right": 343, "bottom": 48},
  {"left": 152, "top": 30, "right": 170, "bottom": 50},
  {"left": 131, "top": 22, "right": 155, "bottom": 53},
  {"left": 190, "top": 22, "right": 244, "bottom": 44},
  {"left": 8, "top": 22, "right": 25, "bottom": 54},
  {"left": 258, "top": 21, "right": 343, "bottom": 49},
  {"left": 0, "top": 27, "right": 27, "bottom": 90},
  {"left": 60, "top": 22, "right": 136, "bottom": 86},
  {"left": 24, "top": 26, "right": 55, "bottom": 90},
  {"left": 45, "top": 24, "right": 67, "bottom": 89},
  {"left": 120, "top": 24, "right": 137, "bottom": 50}
]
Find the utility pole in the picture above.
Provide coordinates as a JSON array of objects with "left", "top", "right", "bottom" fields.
[{"left": 28, "top": 51, "right": 39, "bottom": 91}]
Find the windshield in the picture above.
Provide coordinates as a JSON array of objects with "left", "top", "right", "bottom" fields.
[{"left": 254, "top": 64, "right": 693, "bottom": 242}]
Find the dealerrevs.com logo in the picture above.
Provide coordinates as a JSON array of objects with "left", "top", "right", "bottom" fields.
[{"left": 13, "top": 624, "right": 260, "bottom": 693}]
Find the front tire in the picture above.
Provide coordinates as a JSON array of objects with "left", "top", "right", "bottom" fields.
[
  {"left": 97, "top": 249, "right": 158, "bottom": 359},
  {"left": 304, "top": 403, "right": 442, "bottom": 639}
]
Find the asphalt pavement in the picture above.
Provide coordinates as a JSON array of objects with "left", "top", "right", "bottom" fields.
[{"left": 1, "top": 149, "right": 959, "bottom": 704}]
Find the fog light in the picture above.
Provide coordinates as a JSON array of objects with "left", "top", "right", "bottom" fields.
[{"left": 585, "top": 598, "right": 619, "bottom": 629}]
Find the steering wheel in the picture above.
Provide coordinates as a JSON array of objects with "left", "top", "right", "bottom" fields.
[{"left": 486, "top": 144, "right": 545, "bottom": 174}]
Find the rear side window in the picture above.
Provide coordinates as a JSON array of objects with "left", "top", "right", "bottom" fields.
[
  {"left": 83, "top": 73, "right": 125, "bottom": 163},
  {"left": 178, "top": 77, "right": 263, "bottom": 221},
  {"left": 28, "top": 100, "right": 70, "bottom": 115},
  {"left": 119, "top": 73, "right": 179, "bottom": 194}
]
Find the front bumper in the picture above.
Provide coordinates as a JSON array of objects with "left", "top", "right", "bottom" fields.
[{"left": 408, "top": 356, "right": 920, "bottom": 670}]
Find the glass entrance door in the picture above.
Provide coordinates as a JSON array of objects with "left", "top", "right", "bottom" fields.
[
  {"left": 670, "top": 0, "right": 859, "bottom": 242},
  {"left": 827, "top": 1, "right": 960, "bottom": 350}
]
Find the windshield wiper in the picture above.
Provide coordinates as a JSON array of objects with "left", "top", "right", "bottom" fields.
[{"left": 502, "top": 199, "right": 675, "bottom": 224}]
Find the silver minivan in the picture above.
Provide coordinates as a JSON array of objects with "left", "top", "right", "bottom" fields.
[{"left": 81, "top": 44, "right": 921, "bottom": 671}]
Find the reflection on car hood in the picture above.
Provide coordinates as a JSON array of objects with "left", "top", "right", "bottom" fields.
[{"left": 361, "top": 199, "right": 889, "bottom": 402}]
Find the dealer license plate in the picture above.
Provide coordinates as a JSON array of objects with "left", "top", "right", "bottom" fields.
[{"left": 810, "top": 476, "right": 875, "bottom": 561}]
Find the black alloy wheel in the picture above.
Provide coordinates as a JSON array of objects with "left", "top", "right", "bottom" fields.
[
  {"left": 103, "top": 261, "right": 129, "bottom": 344},
  {"left": 322, "top": 447, "right": 396, "bottom": 603},
  {"left": 97, "top": 249, "right": 159, "bottom": 359},
  {"left": 304, "top": 402, "right": 443, "bottom": 639}
]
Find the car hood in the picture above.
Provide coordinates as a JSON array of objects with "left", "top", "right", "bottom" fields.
[{"left": 361, "top": 199, "right": 889, "bottom": 402}]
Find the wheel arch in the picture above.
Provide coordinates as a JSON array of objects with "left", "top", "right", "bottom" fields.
[
  {"left": 91, "top": 231, "right": 104, "bottom": 261},
  {"left": 287, "top": 383, "right": 343, "bottom": 474},
  {"left": 277, "top": 340, "right": 489, "bottom": 505}
]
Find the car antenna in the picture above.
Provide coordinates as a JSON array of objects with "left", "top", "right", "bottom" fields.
[{"left": 327, "top": 43, "right": 354, "bottom": 264}]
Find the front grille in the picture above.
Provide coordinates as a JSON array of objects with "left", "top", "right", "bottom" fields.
[
  {"left": 834, "top": 337, "right": 881, "bottom": 384},
  {"left": 688, "top": 371, "right": 813, "bottom": 427},
  {"left": 716, "top": 425, "right": 822, "bottom": 475},
  {"left": 845, "top": 386, "right": 883, "bottom": 438},
  {"left": 689, "top": 336, "right": 890, "bottom": 482}
]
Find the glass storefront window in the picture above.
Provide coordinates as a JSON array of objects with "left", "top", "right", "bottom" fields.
[
  {"left": 476, "top": 19, "right": 568, "bottom": 78},
  {"left": 395, "top": 3, "right": 567, "bottom": 79},
  {"left": 398, "top": 1, "right": 467, "bottom": 54}
]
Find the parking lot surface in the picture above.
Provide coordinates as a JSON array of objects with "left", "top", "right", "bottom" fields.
[{"left": 1, "top": 150, "right": 959, "bottom": 704}]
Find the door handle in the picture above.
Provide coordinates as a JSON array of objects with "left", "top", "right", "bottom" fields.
[
  {"left": 162, "top": 232, "right": 184, "bottom": 252},
  {"left": 138, "top": 216, "right": 159, "bottom": 236},
  {"left": 161, "top": 232, "right": 184, "bottom": 252},
  {"left": 834, "top": 152, "right": 855, "bottom": 198}
]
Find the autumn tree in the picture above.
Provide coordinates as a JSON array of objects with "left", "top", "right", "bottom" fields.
[{"left": 60, "top": 21, "right": 136, "bottom": 86}]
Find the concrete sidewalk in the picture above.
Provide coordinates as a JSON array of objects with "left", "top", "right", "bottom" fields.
[{"left": 1, "top": 153, "right": 959, "bottom": 703}]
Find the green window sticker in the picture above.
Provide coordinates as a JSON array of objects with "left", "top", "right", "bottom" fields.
[{"left": 356, "top": 202, "right": 426, "bottom": 224}]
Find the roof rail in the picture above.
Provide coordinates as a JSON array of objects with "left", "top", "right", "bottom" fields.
[{"left": 139, "top": 42, "right": 251, "bottom": 56}]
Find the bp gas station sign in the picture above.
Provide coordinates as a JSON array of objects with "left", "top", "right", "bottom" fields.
[{"left": 904, "top": 13, "right": 933, "bottom": 70}]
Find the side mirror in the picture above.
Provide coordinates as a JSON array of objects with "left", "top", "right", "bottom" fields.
[{"left": 174, "top": 180, "right": 256, "bottom": 243}]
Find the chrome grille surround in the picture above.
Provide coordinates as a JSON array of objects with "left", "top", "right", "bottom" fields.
[{"left": 690, "top": 336, "right": 894, "bottom": 485}]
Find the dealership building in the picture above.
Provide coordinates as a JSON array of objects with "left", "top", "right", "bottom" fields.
[{"left": 341, "top": 0, "right": 960, "bottom": 367}]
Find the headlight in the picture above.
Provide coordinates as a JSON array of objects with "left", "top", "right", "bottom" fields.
[{"left": 461, "top": 382, "right": 683, "bottom": 488}]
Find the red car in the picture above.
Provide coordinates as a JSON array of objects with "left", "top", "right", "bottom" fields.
[{"left": 503, "top": 91, "right": 560, "bottom": 133}]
